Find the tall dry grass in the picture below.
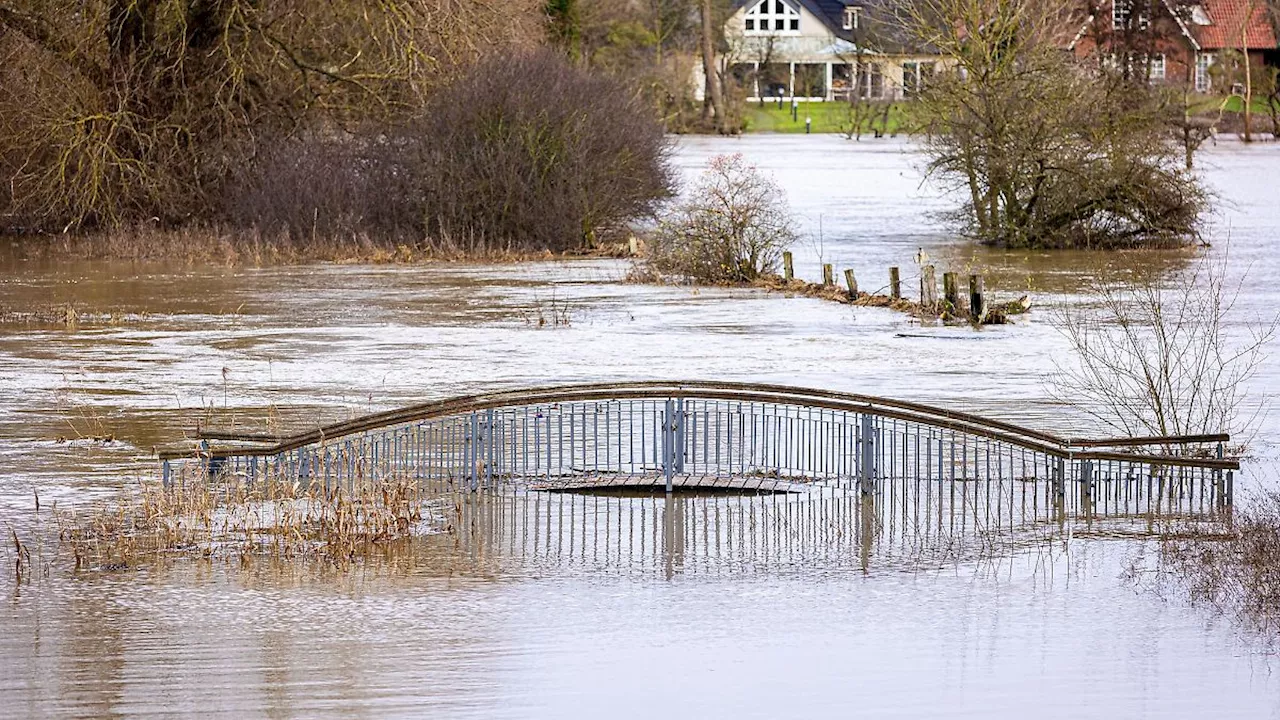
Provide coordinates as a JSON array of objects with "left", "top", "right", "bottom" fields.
[
  {"left": 3, "top": 224, "right": 636, "bottom": 266},
  {"left": 53, "top": 474, "right": 437, "bottom": 569}
]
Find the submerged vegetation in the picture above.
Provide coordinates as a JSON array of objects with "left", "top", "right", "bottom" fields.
[
  {"left": 1139, "top": 491, "right": 1280, "bottom": 639},
  {"left": 26, "top": 475, "right": 437, "bottom": 574}
]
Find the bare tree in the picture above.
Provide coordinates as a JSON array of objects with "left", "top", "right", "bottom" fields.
[
  {"left": 903, "top": 0, "right": 1207, "bottom": 248},
  {"left": 1051, "top": 253, "right": 1275, "bottom": 443},
  {"left": 700, "top": 0, "right": 730, "bottom": 132}
]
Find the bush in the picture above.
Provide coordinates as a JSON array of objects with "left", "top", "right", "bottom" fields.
[
  {"left": 412, "top": 49, "right": 674, "bottom": 253},
  {"left": 644, "top": 153, "right": 796, "bottom": 283},
  {"left": 220, "top": 130, "right": 420, "bottom": 243}
]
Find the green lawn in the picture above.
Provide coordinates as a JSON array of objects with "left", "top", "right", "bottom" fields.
[
  {"left": 1206, "top": 95, "right": 1280, "bottom": 114},
  {"left": 743, "top": 100, "right": 916, "bottom": 135}
]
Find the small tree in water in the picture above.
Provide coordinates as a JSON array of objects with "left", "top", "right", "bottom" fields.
[
  {"left": 1051, "top": 253, "right": 1276, "bottom": 444},
  {"left": 904, "top": 0, "right": 1208, "bottom": 249},
  {"left": 646, "top": 153, "right": 797, "bottom": 283}
]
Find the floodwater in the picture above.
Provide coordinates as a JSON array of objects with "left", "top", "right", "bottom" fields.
[{"left": 3, "top": 136, "right": 1280, "bottom": 718}]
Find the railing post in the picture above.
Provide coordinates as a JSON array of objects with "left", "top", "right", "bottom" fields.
[
  {"left": 468, "top": 411, "right": 481, "bottom": 491},
  {"left": 859, "top": 413, "right": 875, "bottom": 495},
  {"left": 662, "top": 398, "right": 677, "bottom": 492},
  {"left": 1054, "top": 456, "right": 1066, "bottom": 501},
  {"left": 485, "top": 408, "right": 495, "bottom": 488},
  {"left": 674, "top": 398, "right": 685, "bottom": 475},
  {"left": 1080, "top": 458, "right": 1093, "bottom": 504},
  {"left": 1214, "top": 442, "right": 1224, "bottom": 509}
]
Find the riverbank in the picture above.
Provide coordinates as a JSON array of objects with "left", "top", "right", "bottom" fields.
[{"left": 2, "top": 226, "right": 637, "bottom": 266}]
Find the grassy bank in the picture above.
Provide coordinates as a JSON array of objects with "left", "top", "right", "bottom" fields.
[{"left": 743, "top": 100, "right": 915, "bottom": 135}]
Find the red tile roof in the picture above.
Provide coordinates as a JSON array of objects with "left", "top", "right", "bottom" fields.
[{"left": 1193, "top": 0, "right": 1278, "bottom": 50}]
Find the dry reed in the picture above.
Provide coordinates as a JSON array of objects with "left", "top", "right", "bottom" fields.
[
  {"left": 3, "top": 225, "right": 636, "bottom": 267},
  {"left": 55, "top": 474, "right": 439, "bottom": 569}
]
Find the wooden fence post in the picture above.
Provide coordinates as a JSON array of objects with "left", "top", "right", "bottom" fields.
[
  {"left": 783, "top": 251, "right": 794, "bottom": 281},
  {"left": 969, "top": 274, "right": 985, "bottom": 324},
  {"left": 822, "top": 264, "right": 834, "bottom": 287},
  {"left": 921, "top": 265, "right": 937, "bottom": 312},
  {"left": 889, "top": 267, "right": 901, "bottom": 300},
  {"left": 843, "top": 269, "right": 858, "bottom": 297},
  {"left": 942, "top": 272, "right": 959, "bottom": 314}
]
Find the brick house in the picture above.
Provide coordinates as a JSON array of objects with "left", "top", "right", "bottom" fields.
[{"left": 1070, "top": 1, "right": 1279, "bottom": 92}]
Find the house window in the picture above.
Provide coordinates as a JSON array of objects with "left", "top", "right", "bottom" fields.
[
  {"left": 856, "top": 61, "right": 883, "bottom": 99},
  {"left": 902, "top": 61, "right": 934, "bottom": 96},
  {"left": 1112, "top": 0, "right": 1149, "bottom": 30},
  {"left": 1112, "top": 0, "right": 1128, "bottom": 28},
  {"left": 842, "top": 6, "right": 861, "bottom": 30},
  {"left": 1195, "top": 52, "right": 1213, "bottom": 92},
  {"left": 744, "top": 0, "right": 801, "bottom": 34},
  {"left": 1149, "top": 54, "right": 1165, "bottom": 80}
]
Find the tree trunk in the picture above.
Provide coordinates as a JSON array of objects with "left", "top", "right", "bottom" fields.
[
  {"left": 700, "top": 0, "right": 727, "bottom": 133},
  {"left": 1243, "top": 53, "right": 1253, "bottom": 142}
]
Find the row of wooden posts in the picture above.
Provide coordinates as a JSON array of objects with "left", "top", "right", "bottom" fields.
[{"left": 782, "top": 251, "right": 987, "bottom": 323}]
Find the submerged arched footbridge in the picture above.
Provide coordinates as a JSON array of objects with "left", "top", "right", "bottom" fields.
[{"left": 161, "top": 381, "right": 1239, "bottom": 511}]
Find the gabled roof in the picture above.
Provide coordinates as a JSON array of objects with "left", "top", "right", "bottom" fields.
[
  {"left": 1192, "top": 0, "right": 1278, "bottom": 49},
  {"left": 733, "top": 0, "right": 925, "bottom": 53}
]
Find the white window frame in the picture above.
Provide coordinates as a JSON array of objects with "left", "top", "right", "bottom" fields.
[
  {"left": 1149, "top": 53, "right": 1165, "bottom": 80},
  {"left": 842, "top": 6, "right": 861, "bottom": 30},
  {"left": 744, "top": 0, "right": 801, "bottom": 35},
  {"left": 1112, "top": 0, "right": 1149, "bottom": 30},
  {"left": 1195, "top": 52, "right": 1213, "bottom": 92},
  {"left": 902, "top": 61, "right": 934, "bottom": 96}
]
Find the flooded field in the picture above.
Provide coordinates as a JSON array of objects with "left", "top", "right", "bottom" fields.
[{"left": 3, "top": 136, "right": 1280, "bottom": 717}]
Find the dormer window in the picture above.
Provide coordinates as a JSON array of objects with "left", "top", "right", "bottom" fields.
[
  {"left": 744, "top": 0, "right": 800, "bottom": 34},
  {"left": 843, "top": 6, "right": 861, "bottom": 30},
  {"left": 1113, "top": 0, "right": 1149, "bottom": 30}
]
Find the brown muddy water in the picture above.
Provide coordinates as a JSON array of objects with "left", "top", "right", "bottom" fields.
[{"left": 3, "top": 136, "right": 1280, "bottom": 718}]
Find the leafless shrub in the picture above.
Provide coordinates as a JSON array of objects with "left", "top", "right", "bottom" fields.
[
  {"left": 0, "top": 0, "right": 543, "bottom": 233},
  {"left": 1142, "top": 490, "right": 1280, "bottom": 638},
  {"left": 644, "top": 153, "right": 796, "bottom": 284},
  {"left": 521, "top": 293, "right": 574, "bottom": 328},
  {"left": 1051, "top": 253, "right": 1276, "bottom": 443},
  {"left": 220, "top": 130, "right": 421, "bottom": 242},
  {"left": 412, "top": 49, "right": 675, "bottom": 254}
]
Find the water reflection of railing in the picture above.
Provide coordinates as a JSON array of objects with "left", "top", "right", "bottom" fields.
[
  {"left": 440, "top": 474, "right": 1224, "bottom": 576},
  {"left": 160, "top": 381, "right": 1239, "bottom": 510}
]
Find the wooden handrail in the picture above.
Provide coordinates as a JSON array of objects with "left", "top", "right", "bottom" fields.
[{"left": 1067, "top": 433, "right": 1230, "bottom": 448}]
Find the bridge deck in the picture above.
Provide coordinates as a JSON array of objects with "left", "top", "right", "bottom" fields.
[{"left": 530, "top": 473, "right": 807, "bottom": 494}]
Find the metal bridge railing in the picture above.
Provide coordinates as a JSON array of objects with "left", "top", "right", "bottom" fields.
[{"left": 158, "top": 381, "right": 1238, "bottom": 508}]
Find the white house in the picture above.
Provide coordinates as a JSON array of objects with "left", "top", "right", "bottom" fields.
[{"left": 696, "top": 0, "right": 942, "bottom": 102}]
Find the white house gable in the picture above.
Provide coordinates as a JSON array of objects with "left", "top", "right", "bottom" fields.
[{"left": 730, "top": 0, "right": 835, "bottom": 43}]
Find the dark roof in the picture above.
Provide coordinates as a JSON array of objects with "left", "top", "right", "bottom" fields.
[{"left": 734, "top": 0, "right": 925, "bottom": 53}]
